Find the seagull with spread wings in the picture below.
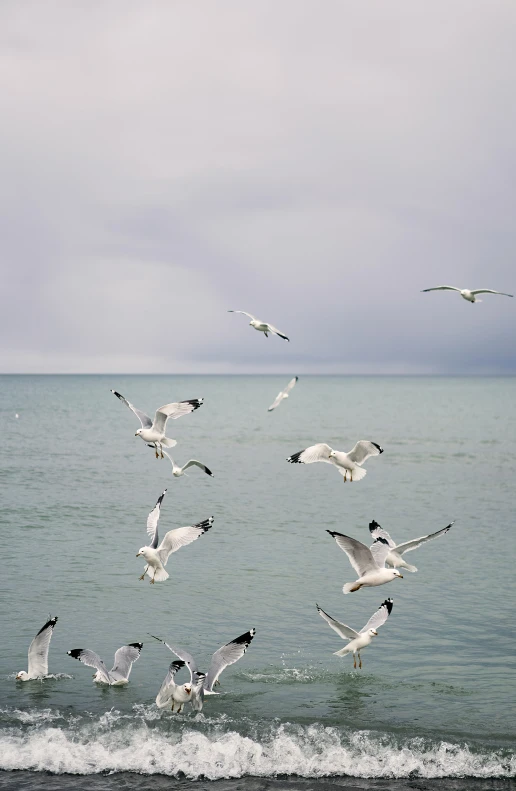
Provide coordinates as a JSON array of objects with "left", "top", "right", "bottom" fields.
[
  {"left": 67, "top": 643, "right": 142, "bottom": 685},
  {"left": 327, "top": 530, "right": 403, "bottom": 593},
  {"left": 155, "top": 660, "right": 207, "bottom": 713},
  {"left": 148, "top": 446, "right": 213, "bottom": 479},
  {"left": 421, "top": 286, "right": 513, "bottom": 303},
  {"left": 228, "top": 310, "right": 289, "bottom": 341},
  {"left": 110, "top": 390, "right": 204, "bottom": 458},
  {"left": 137, "top": 490, "right": 213, "bottom": 583},
  {"left": 16, "top": 617, "right": 58, "bottom": 681},
  {"left": 287, "top": 441, "right": 383, "bottom": 482},
  {"left": 368, "top": 519, "right": 455, "bottom": 573},
  {"left": 268, "top": 377, "right": 298, "bottom": 412},
  {"left": 316, "top": 599, "right": 393, "bottom": 669},
  {"left": 151, "top": 629, "right": 256, "bottom": 712}
]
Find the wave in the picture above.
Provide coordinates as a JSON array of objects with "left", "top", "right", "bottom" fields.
[{"left": 0, "top": 707, "right": 514, "bottom": 779}]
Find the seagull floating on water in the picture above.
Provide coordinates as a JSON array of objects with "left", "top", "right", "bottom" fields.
[
  {"left": 421, "top": 286, "right": 513, "bottom": 303},
  {"left": 147, "top": 446, "right": 213, "bottom": 478},
  {"left": 67, "top": 643, "right": 143, "bottom": 685},
  {"left": 111, "top": 390, "right": 203, "bottom": 458},
  {"left": 137, "top": 490, "right": 213, "bottom": 583},
  {"left": 228, "top": 311, "right": 289, "bottom": 341},
  {"left": 16, "top": 617, "right": 58, "bottom": 681},
  {"left": 327, "top": 530, "right": 403, "bottom": 593},
  {"left": 287, "top": 441, "right": 383, "bottom": 482},
  {"left": 368, "top": 519, "right": 454, "bottom": 573},
  {"left": 316, "top": 598, "right": 393, "bottom": 669},
  {"left": 268, "top": 377, "right": 298, "bottom": 412}
]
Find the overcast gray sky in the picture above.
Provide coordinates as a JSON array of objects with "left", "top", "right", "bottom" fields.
[{"left": 2, "top": 1, "right": 515, "bottom": 374}]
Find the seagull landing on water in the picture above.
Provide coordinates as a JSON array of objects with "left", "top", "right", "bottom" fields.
[
  {"left": 327, "top": 530, "right": 403, "bottom": 593},
  {"left": 316, "top": 599, "right": 393, "bottom": 669},
  {"left": 228, "top": 311, "right": 289, "bottom": 341},
  {"left": 421, "top": 286, "right": 513, "bottom": 303},
  {"left": 16, "top": 617, "right": 58, "bottom": 681},
  {"left": 137, "top": 490, "right": 213, "bottom": 583},
  {"left": 147, "top": 446, "right": 213, "bottom": 478},
  {"left": 154, "top": 660, "right": 206, "bottom": 713},
  {"left": 110, "top": 390, "right": 203, "bottom": 458},
  {"left": 287, "top": 441, "right": 383, "bottom": 482},
  {"left": 268, "top": 377, "right": 298, "bottom": 412},
  {"left": 368, "top": 519, "right": 455, "bottom": 573},
  {"left": 67, "top": 643, "right": 142, "bottom": 685}
]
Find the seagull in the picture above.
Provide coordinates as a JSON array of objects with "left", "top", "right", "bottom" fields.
[
  {"left": 368, "top": 519, "right": 455, "bottom": 573},
  {"left": 110, "top": 390, "right": 204, "bottom": 458},
  {"left": 147, "top": 446, "right": 213, "bottom": 478},
  {"left": 268, "top": 377, "right": 298, "bottom": 412},
  {"left": 327, "top": 530, "right": 403, "bottom": 593},
  {"left": 155, "top": 660, "right": 206, "bottom": 713},
  {"left": 421, "top": 286, "right": 513, "bottom": 303},
  {"left": 67, "top": 643, "right": 143, "bottom": 685},
  {"left": 316, "top": 598, "right": 393, "bottom": 669},
  {"left": 16, "top": 617, "right": 58, "bottom": 681},
  {"left": 150, "top": 628, "right": 256, "bottom": 712},
  {"left": 228, "top": 311, "right": 289, "bottom": 341},
  {"left": 137, "top": 490, "right": 213, "bottom": 583},
  {"left": 287, "top": 441, "right": 383, "bottom": 482}
]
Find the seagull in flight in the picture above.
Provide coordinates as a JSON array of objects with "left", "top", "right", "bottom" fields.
[
  {"left": 421, "top": 286, "right": 513, "bottom": 303},
  {"left": 268, "top": 377, "right": 298, "bottom": 412},
  {"left": 111, "top": 390, "right": 204, "bottom": 458},
  {"left": 327, "top": 530, "right": 403, "bottom": 593},
  {"left": 228, "top": 311, "right": 289, "bottom": 341},
  {"left": 147, "top": 446, "right": 213, "bottom": 479},
  {"left": 287, "top": 441, "right": 383, "bottom": 482},
  {"left": 316, "top": 598, "right": 393, "bottom": 669},
  {"left": 16, "top": 617, "right": 58, "bottom": 681},
  {"left": 137, "top": 490, "right": 213, "bottom": 583},
  {"left": 67, "top": 643, "right": 143, "bottom": 685},
  {"left": 368, "top": 519, "right": 454, "bottom": 573},
  {"left": 151, "top": 629, "right": 256, "bottom": 712}
]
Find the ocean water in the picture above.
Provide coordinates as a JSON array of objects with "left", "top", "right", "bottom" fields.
[{"left": 0, "top": 375, "right": 515, "bottom": 790}]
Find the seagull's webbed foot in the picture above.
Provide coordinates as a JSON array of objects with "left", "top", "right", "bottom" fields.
[
  {"left": 150, "top": 577, "right": 155, "bottom": 584},
  {"left": 155, "top": 448, "right": 159, "bottom": 459},
  {"left": 138, "top": 574, "right": 145, "bottom": 581}
]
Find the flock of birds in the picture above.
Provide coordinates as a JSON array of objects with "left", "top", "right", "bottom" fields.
[{"left": 14, "top": 288, "right": 512, "bottom": 703}]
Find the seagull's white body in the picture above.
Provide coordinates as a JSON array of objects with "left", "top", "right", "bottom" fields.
[
  {"left": 16, "top": 617, "right": 58, "bottom": 681},
  {"left": 268, "top": 377, "right": 298, "bottom": 412},
  {"left": 228, "top": 311, "right": 290, "bottom": 341},
  {"left": 67, "top": 643, "right": 143, "bottom": 685},
  {"left": 421, "top": 286, "right": 513, "bottom": 303},
  {"left": 155, "top": 660, "right": 206, "bottom": 713},
  {"left": 316, "top": 599, "right": 393, "bottom": 669},
  {"left": 287, "top": 441, "right": 383, "bottom": 482},
  {"left": 327, "top": 530, "right": 403, "bottom": 593},
  {"left": 368, "top": 519, "right": 454, "bottom": 573}
]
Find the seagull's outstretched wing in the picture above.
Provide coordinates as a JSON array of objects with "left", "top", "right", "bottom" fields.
[
  {"left": 228, "top": 310, "right": 257, "bottom": 321},
  {"left": 67, "top": 649, "right": 112, "bottom": 684},
  {"left": 190, "top": 672, "right": 207, "bottom": 711},
  {"left": 347, "top": 441, "right": 383, "bottom": 466},
  {"left": 155, "top": 660, "right": 186, "bottom": 708},
  {"left": 149, "top": 635, "right": 198, "bottom": 682},
  {"left": 394, "top": 522, "right": 455, "bottom": 556},
  {"left": 421, "top": 286, "right": 461, "bottom": 293},
  {"left": 326, "top": 531, "right": 378, "bottom": 576},
  {"left": 316, "top": 604, "right": 359, "bottom": 640},
  {"left": 157, "top": 517, "right": 214, "bottom": 565},
  {"left": 360, "top": 598, "right": 393, "bottom": 634},
  {"left": 153, "top": 399, "right": 204, "bottom": 433},
  {"left": 368, "top": 520, "right": 396, "bottom": 548},
  {"left": 111, "top": 390, "right": 152, "bottom": 428},
  {"left": 27, "top": 617, "right": 58, "bottom": 678},
  {"left": 287, "top": 443, "right": 333, "bottom": 465},
  {"left": 470, "top": 289, "right": 513, "bottom": 297},
  {"left": 268, "top": 377, "right": 298, "bottom": 411},
  {"left": 146, "top": 490, "right": 167, "bottom": 549},
  {"left": 205, "top": 629, "right": 256, "bottom": 692},
  {"left": 369, "top": 536, "right": 391, "bottom": 569},
  {"left": 181, "top": 460, "right": 214, "bottom": 477},
  {"left": 266, "top": 324, "right": 290, "bottom": 342},
  {"left": 110, "top": 643, "right": 143, "bottom": 680}
]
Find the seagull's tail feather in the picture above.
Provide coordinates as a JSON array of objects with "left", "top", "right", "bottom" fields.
[
  {"left": 401, "top": 562, "right": 417, "bottom": 573},
  {"left": 161, "top": 437, "right": 177, "bottom": 448},
  {"left": 343, "top": 582, "right": 361, "bottom": 594},
  {"left": 339, "top": 466, "right": 367, "bottom": 482},
  {"left": 333, "top": 646, "right": 351, "bottom": 657},
  {"left": 147, "top": 567, "right": 169, "bottom": 582}
]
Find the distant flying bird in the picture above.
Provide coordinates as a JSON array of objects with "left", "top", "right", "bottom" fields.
[
  {"left": 327, "top": 530, "right": 403, "bottom": 593},
  {"left": 316, "top": 598, "right": 393, "bottom": 669},
  {"left": 368, "top": 519, "right": 454, "bottom": 573},
  {"left": 268, "top": 377, "right": 298, "bottom": 412},
  {"left": 421, "top": 286, "right": 513, "bottom": 303},
  {"left": 137, "top": 490, "right": 213, "bottom": 583},
  {"left": 151, "top": 629, "right": 256, "bottom": 713},
  {"left": 16, "top": 617, "right": 58, "bottom": 681},
  {"left": 110, "top": 390, "right": 203, "bottom": 458},
  {"left": 228, "top": 311, "right": 289, "bottom": 341},
  {"left": 148, "top": 446, "right": 213, "bottom": 479},
  {"left": 287, "top": 441, "right": 383, "bottom": 482},
  {"left": 67, "top": 643, "right": 142, "bottom": 685},
  {"left": 155, "top": 660, "right": 206, "bottom": 713}
]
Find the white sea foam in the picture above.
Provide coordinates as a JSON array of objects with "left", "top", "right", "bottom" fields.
[{"left": 0, "top": 717, "right": 513, "bottom": 779}]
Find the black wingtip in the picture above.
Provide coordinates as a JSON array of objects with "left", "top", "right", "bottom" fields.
[
  {"left": 111, "top": 390, "right": 122, "bottom": 399},
  {"left": 231, "top": 628, "right": 256, "bottom": 646},
  {"left": 286, "top": 450, "right": 303, "bottom": 464},
  {"left": 371, "top": 442, "right": 384, "bottom": 454},
  {"left": 382, "top": 599, "right": 394, "bottom": 615},
  {"left": 67, "top": 649, "right": 83, "bottom": 659},
  {"left": 128, "top": 642, "right": 143, "bottom": 651},
  {"left": 36, "top": 616, "right": 58, "bottom": 636},
  {"left": 369, "top": 520, "right": 381, "bottom": 532},
  {"left": 182, "top": 398, "right": 204, "bottom": 410},
  {"left": 374, "top": 536, "right": 389, "bottom": 546}
]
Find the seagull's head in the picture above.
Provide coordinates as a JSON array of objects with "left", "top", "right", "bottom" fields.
[
  {"left": 393, "top": 570, "right": 403, "bottom": 579},
  {"left": 135, "top": 428, "right": 142, "bottom": 437},
  {"left": 368, "top": 629, "right": 378, "bottom": 638},
  {"left": 136, "top": 547, "right": 148, "bottom": 558},
  {"left": 184, "top": 685, "right": 192, "bottom": 695},
  {"left": 16, "top": 671, "right": 29, "bottom": 681},
  {"left": 329, "top": 450, "right": 336, "bottom": 458}
]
